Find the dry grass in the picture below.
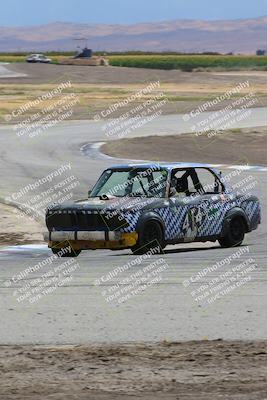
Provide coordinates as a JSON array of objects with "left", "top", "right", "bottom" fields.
[{"left": 0, "top": 79, "right": 266, "bottom": 123}]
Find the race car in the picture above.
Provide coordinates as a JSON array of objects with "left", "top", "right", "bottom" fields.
[
  {"left": 26, "top": 54, "right": 52, "bottom": 63},
  {"left": 44, "top": 163, "right": 261, "bottom": 257}
]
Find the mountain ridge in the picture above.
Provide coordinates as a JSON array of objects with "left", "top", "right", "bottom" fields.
[{"left": 1, "top": 17, "right": 267, "bottom": 53}]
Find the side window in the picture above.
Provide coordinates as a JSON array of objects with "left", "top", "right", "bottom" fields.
[
  {"left": 132, "top": 170, "right": 167, "bottom": 197},
  {"left": 195, "top": 168, "right": 222, "bottom": 194},
  {"left": 131, "top": 174, "right": 148, "bottom": 194},
  {"left": 169, "top": 168, "right": 223, "bottom": 197},
  {"left": 174, "top": 170, "right": 195, "bottom": 194},
  {"left": 187, "top": 175, "right": 197, "bottom": 194},
  {"left": 148, "top": 171, "right": 167, "bottom": 197}
]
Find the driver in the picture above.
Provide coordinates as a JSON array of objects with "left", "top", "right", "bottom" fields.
[{"left": 170, "top": 177, "right": 189, "bottom": 197}]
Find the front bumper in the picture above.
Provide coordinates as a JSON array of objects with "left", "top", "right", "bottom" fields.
[{"left": 44, "top": 231, "right": 138, "bottom": 250}]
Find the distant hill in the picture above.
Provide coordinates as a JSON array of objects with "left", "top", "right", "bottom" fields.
[{"left": 1, "top": 17, "right": 267, "bottom": 53}]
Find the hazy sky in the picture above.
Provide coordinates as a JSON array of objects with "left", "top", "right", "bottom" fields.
[{"left": 1, "top": 0, "right": 267, "bottom": 26}]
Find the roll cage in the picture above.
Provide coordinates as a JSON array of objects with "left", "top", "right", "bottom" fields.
[{"left": 90, "top": 165, "right": 226, "bottom": 199}]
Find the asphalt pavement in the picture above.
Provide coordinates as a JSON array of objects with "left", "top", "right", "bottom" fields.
[{"left": 0, "top": 86, "right": 266, "bottom": 343}]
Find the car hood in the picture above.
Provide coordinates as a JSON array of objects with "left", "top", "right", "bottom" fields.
[{"left": 48, "top": 197, "right": 168, "bottom": 213}]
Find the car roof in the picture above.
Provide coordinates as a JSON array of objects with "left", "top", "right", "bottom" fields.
[{"left": 108, "top": 162, "right": 218, "bottom": 172}]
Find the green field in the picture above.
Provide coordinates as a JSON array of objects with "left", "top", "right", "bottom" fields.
[
  {"left": 0, "top": 55, "right": 26, "bottom": 63},
  {"left": 1, "top": 53, "right": 267, "bottom": 71},
  {"left": 108, "top": 55, "right": 267, "bottom": 71}
]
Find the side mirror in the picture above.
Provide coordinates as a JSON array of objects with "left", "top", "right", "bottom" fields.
[{"left": 88, "top": 189, "right": 92, "bottom": 198}]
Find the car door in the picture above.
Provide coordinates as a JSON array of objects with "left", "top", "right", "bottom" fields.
[
  {"left": 167, "top": 168, "right": 204, "bottom": 242},
  {"left": 169, "top": 167, "right": 228, "bottom": 242},
  {"left": 189, "top": 168, "right": 230, "bottom": 239}
]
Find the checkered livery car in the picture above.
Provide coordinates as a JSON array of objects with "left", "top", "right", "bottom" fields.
[{"left": 45, "top": 163, "right": 261, "bottom": 257}]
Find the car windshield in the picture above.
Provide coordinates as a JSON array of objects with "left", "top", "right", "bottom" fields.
[{"left": 90, "top": 168, "right": 168, "bottom": 198}]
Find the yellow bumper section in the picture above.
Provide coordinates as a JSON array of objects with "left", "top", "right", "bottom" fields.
[{"left": 49, "top": 232, "right": 138, "bottom": 250}]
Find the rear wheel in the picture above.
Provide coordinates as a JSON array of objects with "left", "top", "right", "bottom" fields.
[
  {"left": 131, "top": 221, "right": 164, "bottom": 255},
  {"left": 219, "top": 217, "right": 245, "bottom": 248},
  {"left": 51, "top": 246, "right": 81, "bottom": 258}
]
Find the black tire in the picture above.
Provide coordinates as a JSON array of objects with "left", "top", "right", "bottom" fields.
[
  {"left": 51, "top": 247, "right": 81, "bottom": 258},
  {"left": 131, "top": 221, "right": 164, "bottom": 255},
  {"left": 218, "top": 217, "right": 245, "bottom": 248}
]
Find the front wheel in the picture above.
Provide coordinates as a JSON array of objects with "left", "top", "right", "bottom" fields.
[
  {"left": 218, "top": 217, "right": 245, "bottom": 248},
  {"left": 131, "top": 221, "right": 164, "bottom": 255}
]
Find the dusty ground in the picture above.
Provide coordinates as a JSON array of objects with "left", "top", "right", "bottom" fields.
[
  {"left": 103, "top": 127, "right": 267, "bottom": 166},
  {"left": 4, "top": 63, "right": 267, "bottom": 86},
  {"left": 1, "top": 63, "right": 267, "bottom": 122},
  {"left": 0, "top": 341, "right": 266, "bottom": 400},
  {"left": 0, "top": 203, "right": 43, "bottom": 245}
]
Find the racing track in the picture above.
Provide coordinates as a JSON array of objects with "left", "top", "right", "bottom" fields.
[
  {"left": 0, "top": 108, "right": 267, "bottom": 344},
  {"left": 0, "top": 63, "right": 27, "bottom": 78}
]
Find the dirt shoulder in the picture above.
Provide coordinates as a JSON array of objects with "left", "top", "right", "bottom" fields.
[
  {"left": 0, "top": 202, "right": 43, "bottom": 246},
  {"left": 5, "top": 63, "right": 267, "bottom": 86},
  {"left": 102, "top": 127, "right": 267, "bottom": 166},
  {"left": 2, "top": 63, "right": 259, "bottom": 84},
  {"left": 0, "top": 340, "right": 266, "bottom": 400},
  {"left": 2, "top": 64, "right": 267, "bottom": 123}
]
